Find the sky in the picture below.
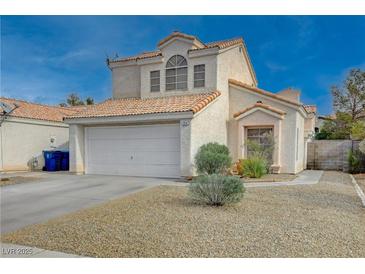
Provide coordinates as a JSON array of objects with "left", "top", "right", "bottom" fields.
[{"left": 1, "top": 16, "right": 365, "bottom": 115}]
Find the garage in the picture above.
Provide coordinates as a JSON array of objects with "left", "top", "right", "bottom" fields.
[{"left": 85, "top": 124, "right": 181, "bottom": 178}]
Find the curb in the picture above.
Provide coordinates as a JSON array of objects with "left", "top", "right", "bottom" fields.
[{"left": 350, "top": 174, "right": 365, "bottom": 208}]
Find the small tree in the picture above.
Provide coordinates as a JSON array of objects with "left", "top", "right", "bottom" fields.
[
  {"left": 60, "top": 93, "right": 95, "bottom": 106},
  {"left": 85, "top": 97, "right": 94, "bottom": 105},
  {"left": 331, "top": 68, "right": 365, "bottom": 122},
  {"left": 351, "top": 121, "right": 365, "bottom": 140},
  {"left": 67, "top": 93, "right": 85, "bottom": 106},
  {"left": 317, "top": 112, "right": 353, "bottom": 140}
]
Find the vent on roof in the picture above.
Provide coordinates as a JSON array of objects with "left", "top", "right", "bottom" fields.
[{"left": 256, "top": 101, "right": 263, "bottom": 104}]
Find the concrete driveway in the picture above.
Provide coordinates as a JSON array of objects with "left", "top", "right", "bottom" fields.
[{"left": 1, "top": 172, "right": 179, "bottom": 234}]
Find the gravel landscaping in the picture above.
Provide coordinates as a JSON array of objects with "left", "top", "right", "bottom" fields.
[{"left": 1, "top": 171, "right": 364, "bottom": 257}]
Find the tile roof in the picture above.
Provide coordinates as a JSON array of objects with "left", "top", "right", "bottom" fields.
[
  {"left": 228, "top": 79, "right": 303, "bottom": 107},
  {"left": 157, "top": 31, "right": 203, "bottom": 47},
  {"left": 304, "top": 105, "right": 317, "bottom": 114},
  {"left": 196, "top": 37, "right": 244, "bottom": 50},
  {"left": 0, "top": 97, "right": 82, "bottom": 122},
  {"left": 65, "top": 91, "right": 221, "bottom": 120},
  {"left": 110, "top": 51, "right": 162, "bottom": 63},
  {"left": 109, "top": 35, "right": 245, "bottom": 63},
  {"left": 234, "top": 102, "right": 286, "bottom": 118}
]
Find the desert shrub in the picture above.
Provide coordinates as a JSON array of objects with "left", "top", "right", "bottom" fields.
[
  {"left": 189, "top": 174, "right": 245, "bottom": 206},
  {"left": 245, "top": 132, "right": 275, "bottom": 169},
  {"left": 348, "top": 150, "right": 363, "bottom": 174},
  {"left": 242, "top": 156, "right": 267, "bottom": 178},
  {"left": 236, "top": 159, "right": 245, "bottom": 176},
  {"left": 194, "top": 143, "right": 232, "bottom": 175}
]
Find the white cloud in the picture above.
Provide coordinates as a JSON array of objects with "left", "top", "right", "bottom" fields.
[{"left": 265, "top": 61, "right": 288, "bottom": 72}]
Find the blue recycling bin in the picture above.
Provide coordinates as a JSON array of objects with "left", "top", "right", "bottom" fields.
[
  {"left": 61, "top": 151, "right": 69, "bottom": 171},
  {"left": 43, "top": 150, "right": 62, "bottom": 171}
]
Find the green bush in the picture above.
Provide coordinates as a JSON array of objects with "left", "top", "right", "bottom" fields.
[
  {"left": 189, "top": 174, "right": 245, "bottom": 206},
  {"left": 348, "top": 150, "right": 362, "bottom": 174},
  {"left": 194, "top": 143, "right": 232, "bottom": 175},
  {"left": 242, "top": 156, "right": 267, "bottom": 178}
]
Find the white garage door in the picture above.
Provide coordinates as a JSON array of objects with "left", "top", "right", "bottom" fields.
[{"left": 85, "top": 124, "right": 180, "bottom": 178}]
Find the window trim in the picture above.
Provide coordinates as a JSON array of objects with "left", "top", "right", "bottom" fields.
[
  {"left": 165, "top": 55, "right": 188, "bottom": 91},
  {"left": 150, "top": 70, "right": 160, "bottom": 92},
  {"left": 194, "top": 64, "right": 205, "bottom": 88}
]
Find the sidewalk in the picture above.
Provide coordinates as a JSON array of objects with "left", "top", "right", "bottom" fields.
[
  {"left": 0, "top": 243, "right": 84, "bottom": 258},
  {"left": 244, "top": 170, "right": 323, "bottom": 188}
]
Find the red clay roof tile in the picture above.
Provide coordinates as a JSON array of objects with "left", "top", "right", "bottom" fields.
[
  {"left": 0, "top": 97, "right": 82, "bottom": 122},
  {"left": 234, "top": 102, "right": 286, "bottom": 118},
  {"left": 228, "top": 79, "right": 303, "bottom": 107},
  {"left": 65, "top": 91, "right": 221, "bottom": 120}
]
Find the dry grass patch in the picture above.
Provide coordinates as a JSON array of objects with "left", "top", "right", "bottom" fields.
[{"left": 1, "top": 171, "right": 364, "bottom": 258}]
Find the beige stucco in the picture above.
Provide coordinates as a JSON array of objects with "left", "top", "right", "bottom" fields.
[
  {"left": 189, "top": 96, "right": 228, "bottom": 174},
  {"left": 112, "top": 65, "right": 141, "bottom": 99},
  {"left": 0, "top": 118, "right": 69, "bottom": 171},
  {"left": 228, "top": 85, "right": 308, "bottom": 174},
  {"left": 69, "top": 124, "right": 85, "bottom": 174}
]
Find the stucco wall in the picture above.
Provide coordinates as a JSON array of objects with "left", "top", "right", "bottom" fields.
[
  {"left": 190, "top": 96, "right": 228, "bottom": 174},
  {"left": 216, "top": 46, "right": 255, "bottom": 92},
  {"left": 139, "top": 53, "right": 218, "bottom": 98},
  {"left": 69, "top": 124, "right": 85, "bottom": 174},
  {"left": 236, "top": 110, "right": 282, "bottom": 168},
  {"left": 112, "top": 64, "right": 141, "bottom": 99},
  {"left": 0, "top": 118, "right": 69, "bottom": 171},
  {"left": 295, "top": 112, "right": 306, "bottom": 173},
  {"left": 228, "top": 85, "right": 301, "bottom": 173},
  {"left": 112, "top": 40, "right": 219, "bottom": 100}
]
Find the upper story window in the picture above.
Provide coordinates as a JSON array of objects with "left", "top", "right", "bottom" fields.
[
  {"left": 166, "top": 55, "right": 188, "bottom": 91},
  {"left": 150, "top": 70, "right": 160, "bottom": 92},
  {"left": 194, "top": 64, "right": 205, "bottom": 88}
]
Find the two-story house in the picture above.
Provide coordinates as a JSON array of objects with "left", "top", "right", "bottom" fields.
[{"left": 64, "top": 31, "right": 316, "bottom": 178}]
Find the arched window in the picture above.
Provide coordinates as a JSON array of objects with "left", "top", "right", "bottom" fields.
[{"left": 165, "top": 55, "right": 188, "bottom": 91}]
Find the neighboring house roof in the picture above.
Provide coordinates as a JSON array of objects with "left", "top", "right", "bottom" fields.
[
  {"left": 0, "top": 97, "right": 81, "bottom": 122},
  {"left": 65, "top": 91, "right": 221, "bottom": 119},
  {"left": 318, "top": 114, "right": 336, "bottom": 120},
  {"left": 233, "top": 101, "right": 286, "bottom": 118},
  {"left": 304, "top": 105, "right": 317, "bottom": 114},
  {"left": 228, "top": 79, "right": 303, "bottom": 107}
]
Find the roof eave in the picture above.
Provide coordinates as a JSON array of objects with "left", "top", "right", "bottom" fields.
[{"left": 64, "top": 111, "right": 194, "bottom": 125}]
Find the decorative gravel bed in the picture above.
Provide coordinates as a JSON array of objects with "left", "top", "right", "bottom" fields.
[{"left": 1, "top": 171, "right": 364, "bottom": 258}]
